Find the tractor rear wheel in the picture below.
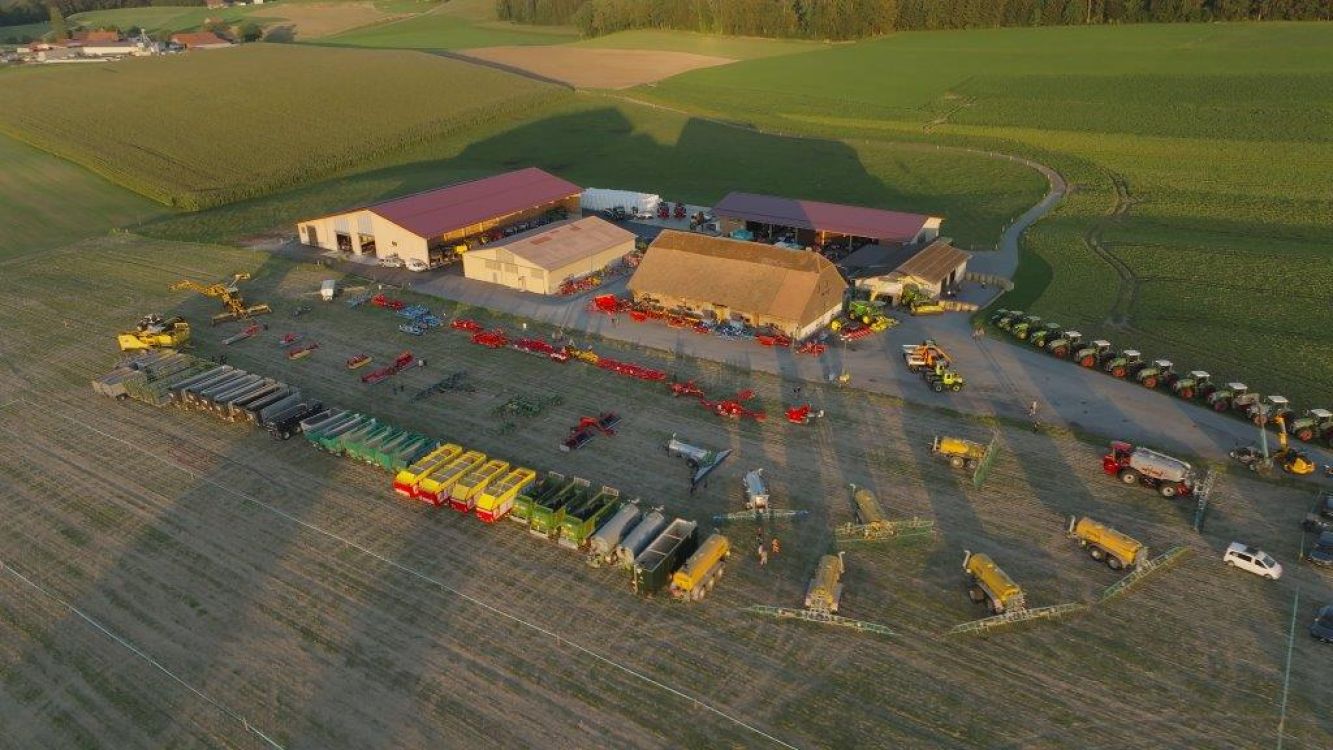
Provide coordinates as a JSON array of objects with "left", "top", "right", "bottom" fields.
[
  {"left": 1141, "top": 376, "right": 1158, "bottom": 389},
  {"left": 1079, "top": 356, "right": 1095, "bottom": 368},
  {"left": 1118, "top": 468, "right": 1139, "bottom": 485},
  {"left": 1159, "top": 484, "right": 1178, "bottom": 499},
  {"left": 1107, "top": 556, "right": 1124, "bottom": 571},
  {"left": 950, "top": 456, "right": 965, "bottom": 469},
  {"left": 932, "top": 382, "right": 944, "bottom": 393}
]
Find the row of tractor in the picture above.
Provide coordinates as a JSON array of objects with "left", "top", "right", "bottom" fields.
[
  {"left": 93, "top": 350, "right": 732, "bottom": 603},
  {"left": 991, "top": 309, "right": 1333, "bottom": 447}
]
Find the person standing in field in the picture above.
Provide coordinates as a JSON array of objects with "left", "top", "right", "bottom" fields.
[{"left": 1028, "top": 400, "right": 1039, "bottom": 418}]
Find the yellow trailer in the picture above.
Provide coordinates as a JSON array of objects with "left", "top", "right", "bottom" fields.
[
  {"left": 963, "top": 551, "right": 1025, "bottom": 614},
  {"left": 392, "top": 442, "right": 462, "bottom": 498},
  {"left": 670, "top": 533, "right": 731, "bottom": 601},
  {"left": 932, "top": 435, "right": 987, "bottom": 470},
  {"left": 417, "top": 450, "right": 485, "bottom": 507},
  {"left": 475, "top": 467, "right": 536, "bottom": 523},
  {"left": 1067, "top": 516, "right": 1147, "bottom": 571},
  {"left": 804, "top": 552, "right": 846, "bottom": 613},
  {"left": 449, "top": 458, "right": 510, "bottom": 513}
]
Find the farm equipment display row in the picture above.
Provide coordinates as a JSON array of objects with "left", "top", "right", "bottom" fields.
[
  {"left": 588, "top": 295, "right": 835, "bottom": 354},
  {"left": 990, "top": 309, "right": 1332, "bottom": 447},
  {"left": 93, "top": 351, "right": 730, "bottom": 603}
]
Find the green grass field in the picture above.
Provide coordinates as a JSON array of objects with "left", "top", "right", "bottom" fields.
[
  {"left": 0, "top": 43, "right": 565, "bottom": 210},
  {"left": 66, "top": 6, "right": 263, "bottom": 34},
  {"left": 639, "top": 22, "right": 1333, "bottom": 406},
  {"left": 0, "top": 20, "right": 46, "bottom": 42},
  {"left": 0, "top": 135, "right": 165, "bottom": 260},
  {"left": 321, "top": 0, "right": 577, "bottom": 49},
  {"left": 135, "top": 95, "right": 1043, "bottom": 252}
]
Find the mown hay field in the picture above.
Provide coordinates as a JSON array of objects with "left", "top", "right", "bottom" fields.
[
  {"left": 0, "top": 44, "right": 568, "bottom": 210},
  {"left": 0, "top": 236, "right": 1329, "bottom": 747},
  {"left": 637, "top": 21, "right": 1333, "bottom": 408}
]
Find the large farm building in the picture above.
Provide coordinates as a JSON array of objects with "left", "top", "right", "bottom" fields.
[
  {"left": 461, "top": 216, "right": 636, "bottom": 295},
  {"left": 854, "top": 239, "right": 973, "bottom": 303},
  {"left": 713, "top": 191, "right": 942, "bottom": 248},
  {"left": 296, "top": 168, "right": 581, "bottom": 265},
  {"left": 627, "top": 230, "right": 848, "bottom": 339}
]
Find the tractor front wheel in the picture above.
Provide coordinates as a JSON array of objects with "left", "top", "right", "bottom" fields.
[
  {"left": 1111, "top": 366, "right": 1127, "bottom": 378},
  {"left": 1141, "top": 376, "right": 1158, "bottom": 389},
  {"left": 1295, "top": 428, "right": 1314, "bottom": 442},
  {"left": 1118, "top": 468, "right": 1139, "bottom": 485},
  {"left": 1212, "top": 399, "right": 1230, "bottom": 412},
  {"left": 1080, "top": 356, "right": 1096, "bottom": 368},
  {"left": 1052, "top": 347, "right": 1068, "bottom": 358},
  {"left": 1177, "top": 387, "right": 1194, "bottom": 400}
]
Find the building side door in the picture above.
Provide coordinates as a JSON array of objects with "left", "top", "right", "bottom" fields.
[{"left": 305, "top": 226, "right": 319, "bottom": 247}]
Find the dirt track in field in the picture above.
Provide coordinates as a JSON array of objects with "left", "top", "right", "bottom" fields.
[
  {"left": 0, "top": 236, "right": 1329, "bottom": 748},
  {"left": 457, "top": 47, "right": 734, "bottom": 89}
]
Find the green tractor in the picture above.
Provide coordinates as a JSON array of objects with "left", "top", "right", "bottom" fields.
[
  {"left": 1206, "top": 382, "right": 1248, "bottom": 412},
  {"left": 995, "top": 309, "right": 1025, "bottom": 333},
  {"left": 988, "top": 308, "right": 1011, "bottom": 325},
  {"left": 1171, "top": 370, "right": 1213, "bottom": 400},
  {"left": 1288, "top": 408, "right": 1333, "bottom": 443},
  {"left": 1102, "top": 349, "right": 1145, "bottom": 379},
  {"left": 1029, "top": 322, "right": 1063, "bottom": 348},
  {"left": 845, "top": 297, "right": 887, "bottom": 325},
  {"left": 1046, "top": 330, "right": 1082, "bottom": 359},
  {"left": 1246, "top": 394, "right": 1295, "bottom": 425},
  {"left": 1076, "top": 339, "right": 1114, "bottom": 369},
  {"left": 1134, "top": 359, "right": 1175, "bottom": 390},
  {"left": 1010, "top": 315, "right": 1042, "bottom": 341},
  {"left": 925, "top": 363, "right": 965, "bottom": 393}
]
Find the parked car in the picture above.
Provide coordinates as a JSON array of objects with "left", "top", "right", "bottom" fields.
[
  {"left": 1223, "top": 542, "right": 1283, "bottom": 580},
  {"left": 1318, "top": 491, "right": 1333, "bottom": 519},
  {"left": 1306, "top": 532, "right": 1333, "bottom": 567},
  {"left": 1311, "top": 605, "right": 1333, "bottom": 643},
  {"left": 1303, "top": 513, "right": 1333, "bottom": 534},
  {"left": 378, "top": 255, "right": 404, "bottom": 268},
  {"left": 405, "top": 258, "right": 429, "bottom": 272}
]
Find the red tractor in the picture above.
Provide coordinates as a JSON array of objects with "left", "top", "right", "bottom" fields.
[{"left": 786, "top": 404, "right": 824, "bottom": 425}]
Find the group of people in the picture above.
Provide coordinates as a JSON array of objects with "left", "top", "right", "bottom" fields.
[{"left": 756, "top": 529, "right": 780, "bottom": 566}]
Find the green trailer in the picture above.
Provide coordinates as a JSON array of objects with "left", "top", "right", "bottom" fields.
[
  {"left": 314, "top": 415, "right": 372, "bottom": 453},
  {"left": 338, "top": 421, "right": 392, "bottom": 460},
  {"left": 557, "top": 487, "right": 621, "bottom": 550},
  {"left": 301, "top": 410, "right": 354, "bottom": 447},
  {"left": 347, "top": 425, "right": 402, "bottom": 464},
  {"left": 510, "top": 473, "right": 566, "bottom": 527},
  {"left": 374, "top": 433, "right": 435, "bottom": 473},
  {"left": 530, "top": 476, "right": 591, "bottom": 540}
]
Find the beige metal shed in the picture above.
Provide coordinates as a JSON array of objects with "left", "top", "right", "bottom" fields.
[{"left": 461, "top": 216, "right": 635, "bottom": 295}]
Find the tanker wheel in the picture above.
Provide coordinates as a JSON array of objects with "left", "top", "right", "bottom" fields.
[
  {"left": 950, "top": 456, "right": 965, "bottom": 469},
  {"left": 692, "top": 586, "right": 704, "bottom": 601},
  {"left": 1159, "top": 484, "right": 1178, "bottom": 499},
  {"left": 965, "top": 459, "right": 979, "bottom": 470},
  {"left": 967, "top": 586, "right": 986, "bottom": 604},
  {"left": 1106, "top": 556, "right": 1124, "bottom": 571},
  {"left": 716, "top": 563, "right": 725, "bottom": 580},
  {"left": 1089, "top": 546, "right": 1106, "bottom": 562}
]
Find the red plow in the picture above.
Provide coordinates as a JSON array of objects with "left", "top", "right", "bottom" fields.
[{"left": 361, "top": 350, "right": 416, "bottom": 384}]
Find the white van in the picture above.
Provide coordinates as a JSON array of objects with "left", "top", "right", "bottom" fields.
[
  {"left": 320, "top": 279, "right": 337, "bottom": 302},
  {"left": 1223, "top": 542, "right": 1282, "bottom": 580}
]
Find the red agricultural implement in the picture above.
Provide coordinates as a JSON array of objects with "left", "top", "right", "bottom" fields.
[
  {"left": 561, "top": 412, "right": 621, "bottom": 452},
  {"left": 471, "top": 330, "right": 509, "bottom": 349},
  {"left": 590, "top": 294, "right": 630, "bottom": 315},
  {"left": 839, "top": 324, "right": 875, "bottom": 342},
  {"left": 512, "top": 338, "right": 569, "bottom": 362},
  {"left": 756, "top": 334, "right": 792, "bottom": 348},
  {"left": 658, "top": 202, "right": 670, "bottom": 219},
  {"left": 346, "top": 353, "right": 372, "bottom": 370},
  {"left": 670, "top": 380, "right": 705, "bottom": 399},
  {"left": 703, "top": 389, "right": 766, "bottom": 422},
  {"left": 277, "top": 332, "right": 303, "bottom": 347},
  {"left": 286, "top": 342, "right": 318, "bottom": 359},
  {"left": 370, "top": 294, "right": 405, "bottom": 311},
  {"left": 223, "top": 323, "right": 266, "bottom": 346},
  {"left": 362, "top": 351, "right": 415, "bottom": 385},
  {"left": 786, "top": 404, "right": 824, "bottom": 425},
  {"left": 673, "top": 202, "right": 687, "bottom": 219},
  {"left": 596, "top": 357, "right": 666, "bottom": 382},
  {"left": 450, "top": 318, "right": 482, "bottom": 332},
  {"left": 796, "top": 340, "right": 827, "bottom": 357}
]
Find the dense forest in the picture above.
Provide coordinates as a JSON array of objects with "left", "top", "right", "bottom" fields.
[
  {"left": 495, "top": 0, "right": 1333, "bottom": 39},
  {"left": 0, "top": 0, "right": 203, "bottom": 28}
]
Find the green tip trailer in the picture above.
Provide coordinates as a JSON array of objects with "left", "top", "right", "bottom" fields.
[
  {"left": 509, "top": 472, "right": 567, "bottom": 527},
  {"left": 558, "top": 487, "right": 621, "bottom": 550},
  {"left": 530, "top": 477, "right": 592, "bottom": 540}
]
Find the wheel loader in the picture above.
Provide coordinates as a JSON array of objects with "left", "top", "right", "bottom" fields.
[
  {"left": 1076, "top": 340, "right": 1114, "bottom": 369},
  {"left": 1135, "top": 359, "right": 1174, "bottom": 389},
  {"left": 1231, "top": 415, "right": 1316, "bottom": 476},
  {"left": 1103, "top": 349, "right": 1145, "bottom": 379},
  {"left": 1289, "top": 408, "right": 1333, "bottom": 443},
  {"left": 925, "top": 363, "right": 965, "bottom": 393},
  {"left": 1172, "top": 370, "right": 1212, "bottom": 400},
  {"left": 1028, "top": 322, "right": 1063, "bottom": 348},
  {"left": 1010, "top": 315, "right": 1041, "bottom": 340},
  {"left": 1046, "top": 330, "right": 1082, "bottom": 359}
]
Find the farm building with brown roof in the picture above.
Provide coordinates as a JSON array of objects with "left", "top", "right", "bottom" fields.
[
  {"left": 628, "top": 230, "right": 848, "bottom": 339},
  {"left": 461, "top": 216, "right": 635, "bottom": 295},
  {"left": 169, "top": 32, "right": 232, "bottom": 50},
  {"left": 295, "top": 168, "right": 582, "bottom": 265},
  {"left": 713, "top": 191, "right": 943, "bottom": 248},
  {"left": 853, "top": 239, "right": 972, "bottom": 304}
]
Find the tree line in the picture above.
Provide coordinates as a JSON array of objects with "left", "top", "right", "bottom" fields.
[{"left": 495, "top": 0, "right": 1333, "bottom": 40}]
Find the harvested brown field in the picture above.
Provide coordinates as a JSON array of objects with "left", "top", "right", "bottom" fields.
[
  {"left": 0, "top": 236, "right": 1329, "bottom": 748},
  {"left": 460, "top": 46, "right": 734, "bottom": 89},
  {"left": 259, "top": 2, "right": 402, "bottom": 40}
]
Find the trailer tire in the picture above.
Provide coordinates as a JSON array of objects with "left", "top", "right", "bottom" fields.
[
  {"left": 950, "top": 456, "right": 965, "bottom": 469},
  {"left": 965, "top": 459, "right": 979, "bottom": 470},
  {"left": 1106, "top": 556, "right": 1124, "bottom": 571},
  {"left": 1159, "top": 484, "right": 1178, "bottom": 498},
  {"left": 967, "top": 586, "right": 986, "bottom": 604},
  {"left": 1118, "top": 468, "right": 1139, "bottom": 485},
  {"left": 1089, "top": 546, "right": 1106, "bottom": 562}
]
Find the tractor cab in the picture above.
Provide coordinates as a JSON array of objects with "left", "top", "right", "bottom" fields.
[
  {"left": 1173, "top": 370, "right": 1210, "bottom": 400},
  {"left": 1104, "top": 349, "right": 1144, "bottom": 379},
  {"left": 1136, "top": 359, "right": 1173, "bottom": 389},
  {"left": 1290, "top": 409, "right": 1333, "bottom": 443},
  {"left": 1011, "top": 315, "right": 1042, "bottom": 340},
  {"left": 927, "top": 366, "right": 966, "bottom": 393},
  {"left": 1231, "top": 384, "right": 1260, "bottom": 413},
  {"left": 1029, "top": 322, "right": 1063, "bottom": 347},
  {"left": 1208, "top": 382, "right": 1246, "bottom": 412},
  {"left": 1252, "top": 395, "right": 1294, "bottom": 424},
  {"left": 1077, "top": 340, "right": 1113, "bottom": 368},
  {"left": 1048, "top": 330, "right": 1082, "bottom": 359},
  {"left": 988, "top": 308, "right": 1011, "bottom": 325}
]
